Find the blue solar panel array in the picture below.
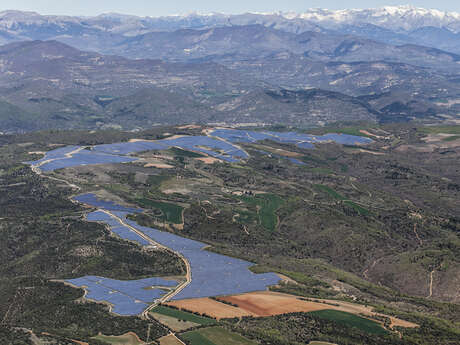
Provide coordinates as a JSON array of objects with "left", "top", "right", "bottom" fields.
[
  {"left": 24, "top": 145, "right": 81, "bottom": 166},
  {"left": 66, "top": 193, "right": 281, "bottom": 315},
  {"left": 121, "top": 217, "right": 281, "bottom": 300},
  {"left": 27, "top": 129, "right": 371, "bottom": 172},
  {"left": 74, "top": 194, "right": 143, "bottom": 213},
  {"left": 210, "top": 129, "right": 372, "bottom": 147},
  {"left": 86, "top": 210, "right": 150, "bottom": 246},
  {"left": 39, "top": 151, "right": 138, "bottom": 171},
  {"left": 93, "top": 136, "right": 248, "bottom": 163},
  {"left": 66, "top": 276, "right": 177, "bottom": 316}
]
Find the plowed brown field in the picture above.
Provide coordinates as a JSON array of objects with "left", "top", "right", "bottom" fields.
[
  {"left": 166, "top": 298, "right": 252, "bottom": 319},
  {"left": 168, "top": 291, "right": 418, "bottom": 330},
  {"left": 219, "top": 291, "right": 329, "bottom": 317}
]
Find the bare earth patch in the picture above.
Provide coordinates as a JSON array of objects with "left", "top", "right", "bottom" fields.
[
  {"left": 356, "top": 149, "right": 385, "bottom": 155},
  {"left": 71, "top": 340, "right": 89, "bottom": 345},
  {"left": 162, "top": 188, "right": 191, "bottom": 195},
  {"left": 195, "top": 157, "right": 222, "bottom": 164},
  {"left": 359, "top": 130, "right": 388, "bottom": 139},
  {"left": 158, "top": 333, "right": 185, "bottom": 345},
  {"left": 144, "top": 162, "right": 174, "bottom": 169},
  {"left": 397, "top": 134, "right": 460, "bottom": 153},
  {"left": 92, "top": 332, "right": 144, "bottom": 345},
  {"left": 177, "top": 125, "right": 201, "bottom": 129},
  {"left": 219, "top": 291, "right": 329, "bottom": 317},
  {"left": 128, "top": 135, "right": 185, "bottom": 143},
  {"left": 423, "top": 133, "right": 458, "bottom": 143},
  {"left": 165, "top": 298, "right": 252, "bottom": 320}
]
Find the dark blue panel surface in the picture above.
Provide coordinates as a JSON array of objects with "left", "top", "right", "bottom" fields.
[{"left": 68, "top": 196, "right": 281, "bottom": 315}]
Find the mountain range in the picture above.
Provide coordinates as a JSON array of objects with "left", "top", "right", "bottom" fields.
[
  {"left": 0, "top": 6, "right": 459, "bottom": 132},
  {"left": 1, "top": 5, "right": 460, "bottom": 54}
]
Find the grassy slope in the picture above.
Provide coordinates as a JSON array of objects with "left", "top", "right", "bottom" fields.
[
  {"left": 239, "top": 194, "right": 284, "bottom": 231},
  {"left": 136, "top": 198, "right": 184, "bottom": 224}
]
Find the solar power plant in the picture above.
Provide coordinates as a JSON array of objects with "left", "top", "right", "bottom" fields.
[
  {"left": 210, "top": 129, "right": 372, "bottom": 147},
  {"left": 27, "top": 129, "right": 371, "bottom": 172},
  {"left": 67, "top": 194, "right": 281, "bottom": 315},
  {"left": 24, "top": 145, "right": 81, "bottom": 166},
  {"left": 123, "top": 218, "right": 281, "bottom": 300},
  {"left": 38, "top": 151, "right": 138, "bottom": 171},
  {"left": 74, "top": 193, "right": 143, "bottom": 213},
  {"left": 93, "top": 136, "right": 248, "bottom": 162},
  {"left": 66, "top": 276, "right": 178, "bottom": 316}
]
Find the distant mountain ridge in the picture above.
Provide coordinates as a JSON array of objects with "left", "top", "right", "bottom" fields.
[
  {"left": 0, "top": 6, "right": 460, "bottom": 54},
  {"left": 0, "top": 7, "right": 459, "bottom": 132}
]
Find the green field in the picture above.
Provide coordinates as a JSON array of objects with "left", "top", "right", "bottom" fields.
[
  {"left": 169, "top": 147, "right": 206, "bottom": 158},
  {"left": 314, "top": 186, "right": 369, "bottom": 215},
  {"left": 314, "top": 184, "right": 345, "bottom": 200},
  {"left": 308, "top": 310, "right": 387, "bottom": 335},
  {"left": 136, "top": 198, "right": 184, "bottom": 224},
  {"left": 181, "top": 332, "right": 216, "bottom": 345},
  {"left": 343, "top": 201, "right": 370, "bottom": 216},
  {"left": 181, "top": 327, "right": 258, "bottom": 345},
  {"left": 419, "top": 125, "right": 460, "bottom": 135},
  {"left": 151, "top": 306, "right": 216, "bottom": 325},
  {"left": 305, "top": 125, "right": 375, "bottom": 138},
  {"left": 240, "top": 193, "right": 284, "bottom": 231}
]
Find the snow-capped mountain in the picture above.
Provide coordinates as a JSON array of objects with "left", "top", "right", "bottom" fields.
[
  {"left": 1, "top": 5, "right": 460, "bottom": 33},
  {"left": 0, "top": 6, "right": 459, "bottom": 54},
  {"left": 294, "top": 6, "right": 460, "bottom": 32}
]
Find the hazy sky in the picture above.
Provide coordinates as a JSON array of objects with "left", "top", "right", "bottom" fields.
[{"left": 1, "top": 1, "right": 459, "bottom": 16}]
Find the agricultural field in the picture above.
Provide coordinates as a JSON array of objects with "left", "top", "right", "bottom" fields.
[
  {"left": 92, "top": 332, "right": 144, "bottom": 345},
  {"left": 151, "top": 305, "right": 216, "bottom": 331},
  {"left": 158, "top": 334, "right": 185, "bottom": 345},
  {"left": 307, "top": 310, "right": 387, "bottom": 335},
  {"left": 166, "top": 298, "right": 252, "bottom": 320},
  {"left": 181, "top": 326, "right": 258, "bottom": 345},
  {"left": 136, "top": 198, "right": 184, "bottom": 224}
]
